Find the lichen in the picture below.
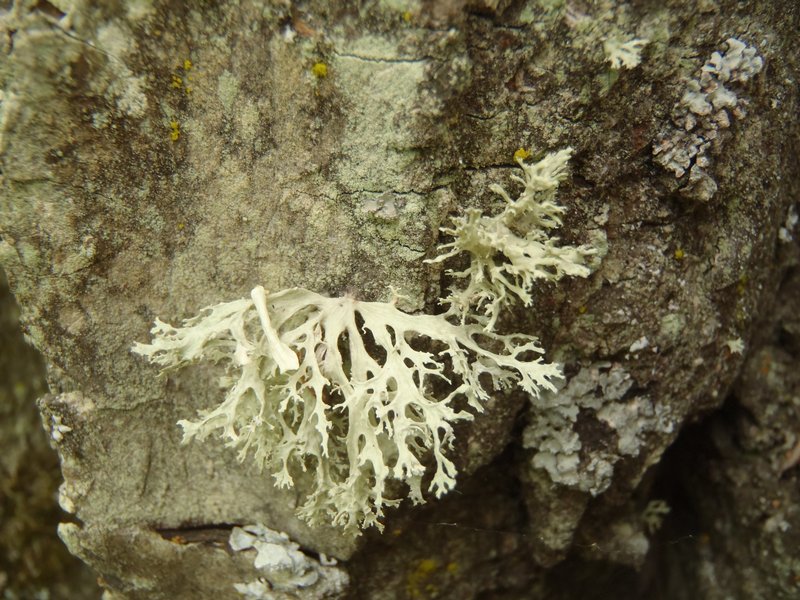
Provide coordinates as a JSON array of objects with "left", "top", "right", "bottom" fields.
[
  {"left": 653, "top": 38, "right": 764, "bottom": 201},
  {"left": 603, "top": 37, "right": 648, "bottom": 70},
  {"left": 428, "top": 149, "right": 597, "bottom": 331},
  {"left": 311, "top": 62, "right": 328, "bottom": 78},
  {"left": 523, "top": 363, "right": 674, "bottom": 495},
  {"left": 229, "top": 524, "right": 349, "bottom": 597},
  {"left": 133, "top": 286, "right": 561, "bottom": 531}
]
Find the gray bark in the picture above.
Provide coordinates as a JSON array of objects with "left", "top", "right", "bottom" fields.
[{"left": 1, "top": 0, "right": 798, "bottom": 598}]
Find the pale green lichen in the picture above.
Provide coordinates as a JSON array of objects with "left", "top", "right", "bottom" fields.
[
  {"left": 428, "top": 149, "right": 597, "bottom": 330},
  {"left": 133, "top": 285, "right": 560, "bottom": 531},
  {"left": 217, "top": 70, "right": 239, "bottom": 112},
  {"left": 523, "top": 363, "right": 674, "bottom": 495},
  {"left": 133, "top": 144, "right": 601, "bottom": 531},
  {"left": 653, "top": 38, "right": 764, "bottom": 201},
  {"left": 94, "top": 22, "right": 149, "bottom": 117},
  {"left": 331, "top": 35, "right": 429, "bottom": 193},
  {"left": 642, "top": 499, "right": 671, "bottom": 535}
]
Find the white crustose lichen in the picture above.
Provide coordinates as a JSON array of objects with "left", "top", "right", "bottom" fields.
[{"left": 229, "top": 524, "right": 348, "bottom": 598}]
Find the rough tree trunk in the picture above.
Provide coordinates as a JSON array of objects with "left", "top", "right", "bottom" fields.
[{"left": 0, "top": 0, "right": 798, "bottom": 599}]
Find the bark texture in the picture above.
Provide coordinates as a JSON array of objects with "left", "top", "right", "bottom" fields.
[
  {"left": 0, "top": 0, "right": 798, "bottom": 598},
  {"left": 0, "top": 271, "right": 98, "bottom": 598}
]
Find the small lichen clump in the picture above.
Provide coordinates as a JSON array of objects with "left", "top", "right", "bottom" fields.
[
  {"left": 428, "top": 148, "right": 596, "bottom": 331},
  {"left": 229, "top": 524, "right": 348, "bottom": 598},
  {"left": 603, "top": 37, "right": 648, "bottom": 70},
  {"left": 653, "top": 38, "right": 763, "bottom": 201}
]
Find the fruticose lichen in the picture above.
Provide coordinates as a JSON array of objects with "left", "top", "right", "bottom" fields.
[
  {"left": 133, "top": 286, "right": 561, "bottom": 531},
  {"left": 603, "top": 37, "right": 648, "bottom": 70},
  {"left": 133, "top": 149, "right": 597, "bottom": 531},
  {"left": 428, "top": 148, "right": 597, "bottom": 331},
  {"left": 642, "top": 499, "right": 671, "bottom": 535}
]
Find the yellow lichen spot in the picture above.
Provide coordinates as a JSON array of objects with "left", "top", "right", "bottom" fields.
[
  {"left": 416, "top": 559, "right": 438, "bottom": 575},
  {"left": 171, "top": 74, "right": 183, "bottom": 89},
  {"left": 169, "top": 121, "right": 180, "bottom": 141},
  {"left": 407, "top": 558, "right": 439, "bottom": 599},
  {"left": 513, "top": 147, "right": 532, "bottom": 162},
  {"left": 311, "top": 62, "right": 328, "bottom": 78},
  {"left": 674, "top": 248, "right": 685, "bottom": 260},
  {"left": 177, "top": 222, "right": 185, "bottom": 230},
  {"left": 402, "top": 10, "right": 413, "bottom": 22},
  {"left": 578, "top": 305, "right": 588, "bottom": 314},
  {"left": 445, "top": 562, "right": 459, "bottom": 575},
  {"left": 183, "top": 58, "right": 192, "bottom": 71},
  {"left": 736, "top": 274, "right": 748, "bottom": 296}
]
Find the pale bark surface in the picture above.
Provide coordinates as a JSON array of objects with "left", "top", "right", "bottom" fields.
[{"left": 0, "top": 0, "right": 798, "bottom": 598}]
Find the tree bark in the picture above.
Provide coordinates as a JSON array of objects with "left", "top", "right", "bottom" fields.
[{"left": 1, "top": 0, "right": 798, "bottom": 598}]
